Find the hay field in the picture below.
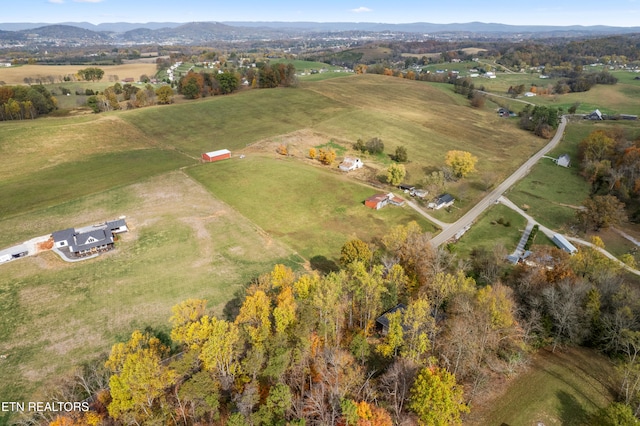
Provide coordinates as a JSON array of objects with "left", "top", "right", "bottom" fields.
[{"left": 0, "top": 63, "right": 158, "bottom": 85}]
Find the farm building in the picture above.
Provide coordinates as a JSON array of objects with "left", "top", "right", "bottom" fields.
[
  {"left": 202, "top": 149, "right": 231, "bottom": 162},
  {"left": 586, "top": 109, "right": 604, "bottom": 120},
  {"left": 364, "top": 193, "right": 405, "bottom": 210},
  {"left": 552, "top": 233, "right": 577, "bottom": 254},
  {"left": 339, "top": 157, "right": 363, "bottom": 172},
  {"left": 429, "top": 194, "right": 455, "bottom": 210},
  {"left": 52, "top": 218, "right": 128, "bottom": 258},
  {"left": 375, "top": 304, "right": 407, "bottom": 335}
]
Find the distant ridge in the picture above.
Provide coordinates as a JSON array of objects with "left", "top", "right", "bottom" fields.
[{"left": 1, "top": 21, "right": 639, "bottom": 34}]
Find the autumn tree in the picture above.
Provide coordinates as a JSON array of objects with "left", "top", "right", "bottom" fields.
[
  {"left": 318, "top": 148, "right": 337, "bottom": 165},
  {"left": 179, "top": 71, "right": 205, "bottom": 99},
  {"left": 366, "top": 137, "right": 385, "bottom": 155},
  {"left": 387, "top": 163, "right": 406, "bottom": 186},
  {"left": 409, "top": 366, "right": 469, "bottom": 425},
  {"left": 445, "top": 150, "right": 478, "bottom": 179},
  {"left": 105, "top": 330, "right": 176, "bottom": 424},
  {"left": 77, "top": 67, "right": 105, "bottom": 82},
  {"left": 340, "top": 239, "right": 372, "bottom": 267},
  {"left": 155, "top": 85, "right": 174, "bottom": 104},
  {"left": 395, "top": 145, "right": 409, "bottom": 163},
  {"left": 577, "top": 194, "right": 627, "bottom": 231},
  {"left": 235, "top": 290, "right": 272, "bottom": 349},
  {"left": 579, "top": 130, "right": 615, "bottom": 163}
]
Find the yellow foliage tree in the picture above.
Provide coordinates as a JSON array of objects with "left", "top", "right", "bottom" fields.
[
  {"left": 277, "top": 143, "right": 288, "bottom": 156},
  {"left": 309, "top": 147, "right": 317, "bottom": 159},
  {"left": 105, "top": 330, "right": 176, "bottom": 423},
  {"left": 235, "top": 290, "right": 272, "bottom": 349},
  {"left": 169, "top": 298, "right": 208, "bottom": 343},
  {"left": 318, "top": 148, "right": 337, "bottom": 165},
  {"left": 445, "top": 150, "right": 478, "bottom": 178},
  {"left": 274, "top": 286, "right": 297, "bottom": 334}
]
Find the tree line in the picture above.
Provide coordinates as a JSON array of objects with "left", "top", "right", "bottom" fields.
[
  {"left": 577, "top": 127, "right": 640, "bottom": 224},
  {"left": 0, "top": 85, "right": 57, "bottom": 121}
]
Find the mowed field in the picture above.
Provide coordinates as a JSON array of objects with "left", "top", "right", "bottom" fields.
[
  {"left": 468, "top": 347, "right": 617, "bottom": 425},
  {"left": 0, "top": 73, "right": 563, "bottom": 414},
  {"left": 0, "top": 63, "right": 158, "bottom": 85}
]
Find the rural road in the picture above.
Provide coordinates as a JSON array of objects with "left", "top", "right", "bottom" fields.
[
  {"left": 428, "top": 115, "right": 568, "bottom": 247},
  {"left": 476, "top": 90, "right": 536, "bottom": 106},
  {"left": 499, "top": 196, "right": 640, "bottom": 277}
]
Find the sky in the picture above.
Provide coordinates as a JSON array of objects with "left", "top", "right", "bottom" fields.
[{"left": 2, "top": 0, "right": 640, "bottom": 27}]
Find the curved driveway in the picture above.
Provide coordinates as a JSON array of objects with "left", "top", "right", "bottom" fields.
[{"left": 428, "top": 116, "right": 568, "bottom": 247}]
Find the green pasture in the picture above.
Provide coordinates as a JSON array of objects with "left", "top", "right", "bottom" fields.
[
  {"left": 0, "top": 149, "right": 192, "bottom": 220},
  {"left": 506, "top": 156, "right": 589, "bottom": 231},
  {"left": 470, "top": 347, "right": 616, "bottom": 426},
  {"left": 269, "top": 58, "right": 343, "bottom": 72},
  {"left": 120, "top": 87, "right": 352, "bottom": 156},
  {"left": 187, "top": 155, "right": 437, "bottom": 263},
  {"left": 0, "top": 171, "right": 296, "bottom": 409},
  {"left": 452, "top": 204, "right": 528, "bottom": 257},
  {"left": 478, "top": 69, "right": 640, "bottom": 116}
]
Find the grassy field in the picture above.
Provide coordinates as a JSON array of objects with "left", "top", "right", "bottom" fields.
[
  {"left": 453, "top": 204, "right": 528, "bottom": 257},
  {"left": 508, "top": 120, "right": 640, "bottom": 233},
  {"left": 469, "top": 347, "right": 617, "bottom": 425},
  {"left": 187, "top": 155, "right": 437, "bottom": 263},
  {"left": 0, "top": 171, "right": 296, "bottom": 412},
  {"left": 479, "top": 69, "right": 640, "bottom": 116}
]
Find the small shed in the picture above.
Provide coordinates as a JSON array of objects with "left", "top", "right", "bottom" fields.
[
  {"left": 552, "top": 233, "right": 577, "bottom": 254},
  {"left": 202, "top": 149, "right": 231, "bottom": 162},
  {"left": 556, "top": 154, "right": 571, "bottom": 168}
]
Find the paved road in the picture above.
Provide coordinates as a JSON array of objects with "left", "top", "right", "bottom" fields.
[{"left": 429, "top": 115, "right": 568, "bottom": 247}]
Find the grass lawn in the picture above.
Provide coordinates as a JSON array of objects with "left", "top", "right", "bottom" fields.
[
  {"left": 468, "top": 347, "right": 617, "bottom": 426},
  {"left": 0, "top": 171, "right": 295, "bottom": 411},
  {"left": 452, "top": 204, "right": 528, "bottom": 257},
  {"left": 187, "top": 155, "right": 437, "bottom": 263}
]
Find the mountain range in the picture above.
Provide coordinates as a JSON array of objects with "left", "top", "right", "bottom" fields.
[{"left": 0, "top": 21, "right": 638, "bottom": 45}]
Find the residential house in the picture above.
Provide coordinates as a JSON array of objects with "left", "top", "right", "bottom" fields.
[
  {"left": 52, "top": 219, "right": 128, "bottom": 258},
  {"left": 364, "top": 193, "right": 405, "bottom": 210},
  {"left": 556, "top": 154, "right": 571, "bottom": 168},
  {"left": 339, "top": 157, "right": 364, "bottom": 172},
  {"left": 428, "top": 194, "right": 455, "bottom": 210},
  {"left": 375, "top": 304, "right": 407, "bottom": 335}
]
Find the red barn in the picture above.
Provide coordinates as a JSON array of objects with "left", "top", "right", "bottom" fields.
[{"left": 202, "top": 149, "right": 231, "bottom": 162}]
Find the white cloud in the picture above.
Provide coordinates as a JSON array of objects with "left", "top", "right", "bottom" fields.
[
  {"left": 48, "top": 0, "right": 65, "bottom": 4},
  {"left": 351, "top": 6, "right": 372, "bottom": 13}
]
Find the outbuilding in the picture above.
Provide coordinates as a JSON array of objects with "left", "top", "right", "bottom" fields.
[
  {"left": 552, "top": 233, "right": 577, "bottom": 254},
  {"left": 202, "top": 149, "right": 231, "bottom": 162}
]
